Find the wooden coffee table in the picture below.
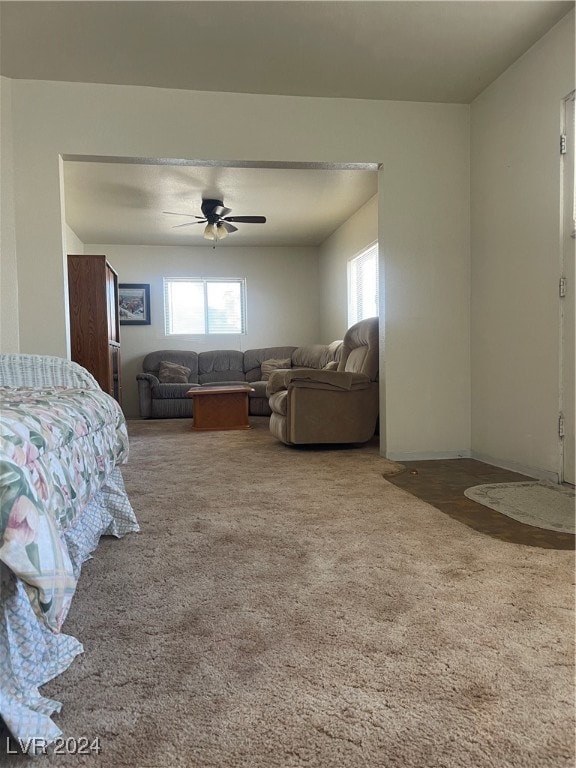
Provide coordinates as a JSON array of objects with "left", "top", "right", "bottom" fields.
[{"left": 186, "top": 384, "right": 255, "bottom": 431}]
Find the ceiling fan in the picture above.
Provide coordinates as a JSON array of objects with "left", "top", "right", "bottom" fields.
[{"left": 163, "top": 198, "right": 266, "bottom": 241}]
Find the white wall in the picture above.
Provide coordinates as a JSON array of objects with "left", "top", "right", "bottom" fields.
[
  {"left": 65, "top": 224, "right": 84, "bottom": 255},
  {"left": 84, "top": 243, "right": 320, "bottom": 417},
  {"left": 319, "top": 155, "right": 471, "bottom": 460},
  {"left": 5, "top": 78, "right": 470, "bottom": 458},
  {"left": 0, "top": 77, "right": 19, "bottom": 352},
  {"left": 380, "top": 112, "right": 471, "bottom": 460},
  {"left": 318, "top": 194, "right": 378, "bottom": 343},
  {"left": 470, "top": 11, "right": 575, "bottom": 481}
]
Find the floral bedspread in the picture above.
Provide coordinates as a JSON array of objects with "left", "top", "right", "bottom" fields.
[{"left": 0, "top": 386, "right": 130, "bottom": 632}]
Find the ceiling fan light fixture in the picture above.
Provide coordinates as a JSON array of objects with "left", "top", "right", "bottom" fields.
[
  {"left": 203, "top": 223, "right": 216, "bottom": 240},
  {"left": 168, "top": 199, "right": 266, "bottom": 241}
]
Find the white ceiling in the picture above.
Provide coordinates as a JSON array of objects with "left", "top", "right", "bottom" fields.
[
  {"left": 63, "top": 159, "right": 379, "bottom": 247},
  {"left": 3, "top": 1, "right": 573, "bottom": 248},
  {"left": 1, "top": 1, "right": 572, "bottom": 103}
]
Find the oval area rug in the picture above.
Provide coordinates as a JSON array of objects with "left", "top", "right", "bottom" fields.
[{"left": 464, "top": 481, "right": 575, "bottom": 534}]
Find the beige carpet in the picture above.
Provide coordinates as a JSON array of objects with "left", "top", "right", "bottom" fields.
[
  {"left": 16, "top": 418, "right": 574, "bottom": 766},
  {"left": 464, "top": 482, "right": 576, "bottom": 534}
]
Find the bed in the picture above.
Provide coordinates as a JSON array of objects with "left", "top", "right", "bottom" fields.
[{"left": 0, "top": 354, "right": 139, "bottom": 752}]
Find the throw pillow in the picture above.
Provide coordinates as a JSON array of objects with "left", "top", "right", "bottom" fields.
[
  {"left": 323, "top": 361, "right": 339, "bottom": 371},
  {"left": 261, "top": 358, "right": 292, "bottom": 381},
  {"left": 158, "top": 361, "right": 191, "bottom": 384}
]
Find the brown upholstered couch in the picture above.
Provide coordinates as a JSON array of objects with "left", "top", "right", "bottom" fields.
[
  {"left": 136, "top": 341, "right": 343, "bottom": 418},
  {"left": 266, "top": 317, "right": 379, "bottom": 445}
]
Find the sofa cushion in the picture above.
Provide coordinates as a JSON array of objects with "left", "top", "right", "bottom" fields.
[
  {"left": 340, "top": 317, "right": 379, "bottom": 380},
  {"left": 158, "top": 361, "right": 191, "bottom": 383},
  {"left": 249, "top": 395, "right": 273, "bottom": 416},
  {"left": 247, "top": 381, "right": 269, "bottom": 398},
  {"left": 327, "top": 340, "right": 344, "bottom": 363},
  {"left": 269, "top": 390, "right": 288, "bottom": 417},
  {"left": 143, "top": 350, "right": 199, "bottom": 383},
  {"left": 198, "top": 350, "right": 245, "bottom": 384},
  {"left": 261, "top": 358, "right": 292, "bottom": 381},
  {"left": 323, "top": 361, "right": 339, "bottom": 371},
  {"left": 244, "top": 346, "right": 297, "bottom": 382},
  {"left": 152, "top": 382, "right": 199, "bottom": 399},
  {"left": 291, "top": 344, "right": 334, "bottom": 370}
]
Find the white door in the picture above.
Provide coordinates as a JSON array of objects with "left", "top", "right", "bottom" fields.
[{"left": 562, "top": 93, "right": 575, "bottom": 485}]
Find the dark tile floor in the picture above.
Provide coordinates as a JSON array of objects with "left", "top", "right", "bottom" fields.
[{"left": 385, "top": 458, "right": 574, "bottom": 550}]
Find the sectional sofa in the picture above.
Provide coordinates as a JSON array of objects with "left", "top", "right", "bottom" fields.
[{"left": 136, "top": 341, "right": 343, "bottom": 418}]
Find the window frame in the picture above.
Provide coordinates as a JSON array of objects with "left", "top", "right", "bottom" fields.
[
  {"left": 163, "top": 277, "right": 247, "bottom": 336},
  {"left": 347, "top": 242, "right": 379, "bottom": 327}
]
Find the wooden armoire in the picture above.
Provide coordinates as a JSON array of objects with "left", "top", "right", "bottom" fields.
[{"left": 67, "top": 254, "right": 122, "bottom": 404}]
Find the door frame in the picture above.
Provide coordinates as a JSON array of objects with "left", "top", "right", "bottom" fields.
[{"left": 559, "top": 91, "right": 575, "bottom": 484}]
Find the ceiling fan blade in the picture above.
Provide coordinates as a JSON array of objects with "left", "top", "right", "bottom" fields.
[
  {"left": 212, "top": 205, "right": 232, "bottom": 218},
  {"left": 163, "top": 211, "right": 204, "bottom": 218},
  {"left": 220, "top": 221, "right": 238, "bottom": 234},
  {"left": 224, "top": 216, "right": 266, "bottom": 224},
  {"left": 171, "top": 221, "right": 205, "bottom": 229}
]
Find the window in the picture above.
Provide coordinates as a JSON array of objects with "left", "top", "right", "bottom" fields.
[
  {"left": 347, "top": 243, "right": 379, "bottom": 326},
  {"left": 164, "top": 278, "right": 246, "bottom": 335}
]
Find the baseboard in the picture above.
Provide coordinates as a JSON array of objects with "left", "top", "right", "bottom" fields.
[
  {"left": 386, "top": 450, "right": 472, "bottom": 461},
  {"left": 470, "top": 451, "right": 560, "bottom": 484},
  {"left": 385, "top": 448, "right": 560, "bottom": 482}
]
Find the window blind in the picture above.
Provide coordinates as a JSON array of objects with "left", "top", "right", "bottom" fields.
[
  {"left": 164, "top": 278, "right": 246, "bottom": 335},
  {"left": 348, "top": 243, "right": 379, "bottom": 326}
]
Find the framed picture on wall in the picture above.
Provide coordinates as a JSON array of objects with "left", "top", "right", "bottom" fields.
[{"left": 119, "top": 283, "right": 151, "bottom": 325}]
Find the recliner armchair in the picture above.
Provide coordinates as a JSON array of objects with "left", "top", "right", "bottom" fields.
[{"left": 267, "top": 316, "right": 379, "bottom": 445}]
